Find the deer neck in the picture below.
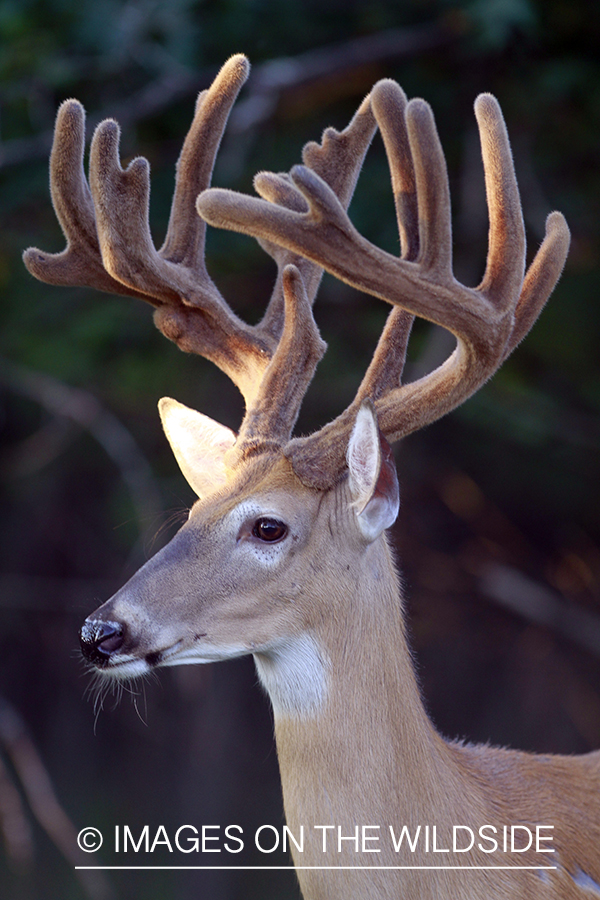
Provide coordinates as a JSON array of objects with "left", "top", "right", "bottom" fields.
[{"left": 253, "top": 531, "right": 477, "bottom": 866}]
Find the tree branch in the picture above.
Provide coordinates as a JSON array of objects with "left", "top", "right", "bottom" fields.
[
  {"left": 0, "top": 24, "right": 455, "bottom": 170},
  {"left": 0, "top": 696, "right": 114, "bottom": 899},
  {"left": 480, "top": 563, "right": 600, "bottom": 657},
  {"left": 0, "top": 359, "right": 163, "bottom": 559}
]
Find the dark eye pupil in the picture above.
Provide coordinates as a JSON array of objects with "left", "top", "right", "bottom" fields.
[{"left": 253, "top": 517, "right": 287, "bottom": 542}]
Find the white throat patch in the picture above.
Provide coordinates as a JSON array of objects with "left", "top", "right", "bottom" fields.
[{"left": 253, "top": 633, "right": 328, "bottom": 719}]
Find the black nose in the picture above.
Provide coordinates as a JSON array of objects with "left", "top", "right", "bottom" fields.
[{"left": 79, "top": 619, "right": 125, "bottom": 666}]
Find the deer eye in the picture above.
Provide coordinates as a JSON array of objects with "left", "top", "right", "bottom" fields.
[{"left": 252, "top": 517, "right": 288, "bottom": 543}]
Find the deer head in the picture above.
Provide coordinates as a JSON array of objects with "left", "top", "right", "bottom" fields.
[{"left": 24, "top": 54, "right": 569, "bottom": 708}]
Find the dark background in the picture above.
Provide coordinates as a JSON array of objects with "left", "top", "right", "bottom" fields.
[{"left": 1, "top": 1, "right": 599, "bottom": 898}]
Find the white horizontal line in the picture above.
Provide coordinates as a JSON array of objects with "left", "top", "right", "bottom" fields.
[{"left": 75, "top": 865, "right": 558, "bottom": 871}]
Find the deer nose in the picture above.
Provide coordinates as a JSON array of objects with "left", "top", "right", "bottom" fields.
[{"left": 79, "top": 619, "right": 125, "bottom": 666}]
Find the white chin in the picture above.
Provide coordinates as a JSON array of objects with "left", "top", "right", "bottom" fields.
[
  {"left": 160, "top": 643, "right": 250, "bottom": 667},
  {"left": 94, "top": 657, "right": 152, "bottom": 679},
  {"left": 95, "top": 642, "right": 250, "bottom": 676}
]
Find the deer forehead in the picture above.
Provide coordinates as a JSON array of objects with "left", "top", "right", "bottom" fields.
[{"left": 185, "top": 452, "right": 326, "bottom": 532}]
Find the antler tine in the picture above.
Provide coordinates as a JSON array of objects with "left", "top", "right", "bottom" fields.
[
  {"left": 406, "top": 99, "right": 454, "bottom": 280},
  {"left": 355, "top": 80, "right": 418, "bottom": 406},
  {"left": 475, "top": 93, "right": 526, "bottom": 308},
  {"left": 302, "top": 93, "right": 377, "bottom": 211},
  {"left": 160, "top": 56, "right": 249, "bottom": 270},
  {"left": 250, "top": 93, "right": 377, "bottom": 341},
  {"left": 23, "top": 100, "right": 145, "bottom": 299},
  {"left": 91, "top": 54, "right": 249, "bottom": 301},
  {"left": 247, "top": 173, "right": 316, "bottom": 342},
  {"left": 502, "top": 210, "right": 571, "bottom": 359},
  {"left": 234, "top": 264, "right": 327, "bottom": 454}
]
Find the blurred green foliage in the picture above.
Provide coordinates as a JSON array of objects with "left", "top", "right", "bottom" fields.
[{"left": 1, "top": 1, "right": 600, "bottom": 899}]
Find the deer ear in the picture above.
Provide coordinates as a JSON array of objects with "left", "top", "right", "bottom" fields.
[
  {"left": 158, "top": 397, "right": 236, "bottom": 498},
  {"left": 347, "top": 401, "right": 400, "bottom": 541}
]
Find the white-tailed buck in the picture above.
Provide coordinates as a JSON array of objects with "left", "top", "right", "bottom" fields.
[{"left": 24, "top": 54, "right": 599, "bottom": 899}]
